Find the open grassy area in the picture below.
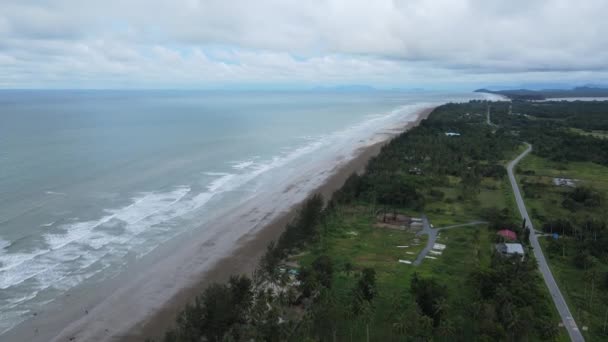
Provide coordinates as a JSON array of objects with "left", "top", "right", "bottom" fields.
[
  {"left": 517, "top": 154, "right": 608, "bottom": 226},
  {"left": 569, "top": 127, "right": 608, "bottom": 140},
  {"left": 518, "top": 154, "right": 608, "bottom": 192},
  {"left": 292, "top": 195, "right": 566, "bottom": 341},
  {"left": 295, "top": 205, "right": 429, "bottom": 340}
]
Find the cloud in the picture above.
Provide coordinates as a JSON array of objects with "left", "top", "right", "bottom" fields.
[{"left": 0, "top": 0, "right": 607, "bottom": 88}]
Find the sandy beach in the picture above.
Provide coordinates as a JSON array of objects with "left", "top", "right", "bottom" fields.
[{"left": 3, "top": 107, "right": 433, "bottom": 342}]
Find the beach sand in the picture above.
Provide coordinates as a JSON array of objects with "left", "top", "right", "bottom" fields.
[{"left": 3, "top": 107, "right": 433, "bottom": 342}]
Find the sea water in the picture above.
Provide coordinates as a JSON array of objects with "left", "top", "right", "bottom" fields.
[{"left": 0, "top": 89, "right": 500, "bottom": 334}]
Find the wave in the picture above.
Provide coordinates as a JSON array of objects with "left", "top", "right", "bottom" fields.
[
  {"left": 231, "top": 160, "right": 255, "bottom": 170},
  {"left": 0, "top": 97, "right": 486, "bottom": 332},
  {"left": 45, "top": 191, "right": 66, "bottom": 196}
]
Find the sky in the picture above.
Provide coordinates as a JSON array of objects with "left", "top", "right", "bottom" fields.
[{"left": 1, "top": 0, "right": 607, "bottom": 90}]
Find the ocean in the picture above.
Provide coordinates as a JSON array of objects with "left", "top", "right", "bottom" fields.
[{"left": 0, "top": 89, "right": 499, "bottom": 335}]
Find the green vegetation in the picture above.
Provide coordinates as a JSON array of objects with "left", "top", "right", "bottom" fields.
[
  {"left": 160, "top": 99, "right": 608, "bottom": 341},
  {"left": 518, "top": 154, "right": 608, "bottom": 340},
  {"left": 569, "top": 127, "right": 608, "bottom": 140},
  {"left": 511, "top": 100, "right": 608, "bottom": 340}
]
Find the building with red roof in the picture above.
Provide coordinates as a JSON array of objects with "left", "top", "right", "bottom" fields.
[{"left": 497, "top": 229, "right": 517, "bottom": 241}]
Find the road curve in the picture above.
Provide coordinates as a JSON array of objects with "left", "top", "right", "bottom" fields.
[{"left": 507, "top": 143, "right": 584, "bottom": 342}]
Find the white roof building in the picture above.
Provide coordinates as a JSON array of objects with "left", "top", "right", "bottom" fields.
[{"left": 496, "top": 243, "right": 525, "bottom": 261}]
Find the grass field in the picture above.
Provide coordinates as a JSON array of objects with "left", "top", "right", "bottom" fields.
[
  {"left": 297, "top": 204, "right": 493, "bottom": 340},
  {"left": 518, "top": 154, "right": 608, "bottom": 192},
  {"left": 293, "top": 191, "right": 566, "bottom": 340}
]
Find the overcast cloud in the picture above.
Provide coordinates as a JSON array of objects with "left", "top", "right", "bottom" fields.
[{"left": 1, "top": 0, "right": 607, "bottom": 89}]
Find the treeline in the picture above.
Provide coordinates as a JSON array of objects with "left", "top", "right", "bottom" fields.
[
  {"left": 514, "top": 101, "right": 608, "bottom": 130},
  {"left": 484, "top": 100, "right": 608, "bottom": 166},
  {"left": 164, "top": 195, "right": 328, "bottom": 342},
  {"left": 513, "top": 101, "right": 608, "bottom": 165},
  {"left": 468, "top": 255, "right": 559, "bottom": 340},
  {"left": 544, "top": 217, "right": 608, "bottom": 271},
  {"left": 525, "top": 129, "right": 608, "bottom": 166},
  {"left": 334, "top": 103, "right": 518, "bottom": 207}
]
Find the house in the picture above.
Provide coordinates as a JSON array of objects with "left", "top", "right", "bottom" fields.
[
  {"left": 445, "top": 132, "right": 461, "bottom": 137},
  {"left": 495, "top": 243, "right": 525, "bottom": 261},
  {"left": 496, "top": 229, "right": 517, "bottom": 241},
  {"left": 552, "top": 178, "right": 577, "bottom": 187}
]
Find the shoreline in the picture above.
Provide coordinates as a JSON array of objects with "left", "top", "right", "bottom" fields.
[
  {"left": 130, "top": 107, "right": 434, "bottom": 341},
  {"left": 3, "top": 107, "right": 433, "bottom": 342}
]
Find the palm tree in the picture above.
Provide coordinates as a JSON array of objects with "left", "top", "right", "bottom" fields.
[
  {"left": 344, "top": 303, "right": 358, "bottom": 342},
  {"left": 433, "top": 297, "right": 448, "bottom": 325},
  {"left": 392, "top": 313, "right": 409, "bottom": 341},
  {"left": 436, "top": 318, "right": 456, "bottom": 340},
  {"left": 344, "top": 261, "right": 353, "bottom": 277},
  {"left": 358, "top": 300, "right": 374, "bottom": 342}
]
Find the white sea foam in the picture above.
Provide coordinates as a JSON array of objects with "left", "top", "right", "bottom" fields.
[
  {"left": 45, "top": 191, "right": 66, "bottom": 196},
  {"left": 231, "top": 160, "right": 255, "bottom": 170},
  {"left": 0, "top": 102, "right": 427, "bottom": 299}
]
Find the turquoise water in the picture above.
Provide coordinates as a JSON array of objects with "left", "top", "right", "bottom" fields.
[{"left": 0, "top": 90, "right": 498, "bottom": 334}]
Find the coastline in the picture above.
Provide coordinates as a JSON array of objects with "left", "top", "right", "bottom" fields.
[
  {"left": 3, "top": 107, "right": 433, "bottom": 342},
  {"left": 130, "top": 106, "right": 434, "bottom": 341}
]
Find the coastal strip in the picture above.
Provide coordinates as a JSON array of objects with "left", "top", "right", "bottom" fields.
[
  {"left": 3, "top": 107, "right": 433, "bottom": 342},
  {"left": 132, "top": 107, "right": 434, "bottom": 341}
]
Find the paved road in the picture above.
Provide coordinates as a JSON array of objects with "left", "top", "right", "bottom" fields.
[
  {"left": 436, "top": 221, "right": 486, "bottom": 231},
  {"left": 486, "top": 105, "right": 492, "bottom": 125},
  {"left": 507, "top": 144, "right": 584, "bottom": 342},
  {"left": 413, "top": 215, "right": 436, "bottom": 266},
  {"left": 413, "top": 218, "right": 486, "bottom": 266}
]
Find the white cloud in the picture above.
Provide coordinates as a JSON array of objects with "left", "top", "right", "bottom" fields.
[{"left": 0, "top": 0, "right": 607, "bottom": 88}]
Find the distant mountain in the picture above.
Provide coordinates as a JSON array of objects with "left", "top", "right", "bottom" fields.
[
  {"left": 311, "top": 85, "right": 377, "bottom": 92},
  {"left": 475, "top": 86, "right": 608, "bottom": 100}
]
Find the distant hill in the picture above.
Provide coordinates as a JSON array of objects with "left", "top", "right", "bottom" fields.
[
  {"left": 311, "top": 85, "right": 377, "bottom": 92},
  {"left": 475, "top": 86, "right": 608, "bottom": 100}
]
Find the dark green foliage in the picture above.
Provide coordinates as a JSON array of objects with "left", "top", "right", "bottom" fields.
[
  {"left": 297, "top": 255, "right": 334, "bottom": 299},
  {"left": 332, "top": 101, "right": 520, "bottom": 208},
  {"left": 311, "top": 255, "right": 333, "bottom": 289},
  {"left": 563, "top": 186, "right": 602, "bottom": 210},
  {"left": 514, "top": 100, "right": 608, "bottom": 130},
  {"left": 573, "top": 250, "right": 596, "bottom": 270},
  {"left": 480, "top": 207, "right": 517, "bottom": 230},
  {"left": 410, "top": 273, "right": 448, "bottom": 327},
  {"left": 477, "top": 163, "right": 507, "bottom": 178},
  {"left": 502, "top": 101, "right": 608, "bottom": 166},
  {"left": 468, "top": 255, "right": 557, "bottom": 340},
  {"left": 165, "top": 275, "right": 253, "bottom": 342},
  {"left": 374, "top": 176, "right": 425, "bottom": 208},
  {"left": 333, "top": 173, "right": 364, "bottom": 204},
  {"left": 355, "top": 268, "right": 377, "bottom": 302},
  {"left": 428, "top": 188, "right": 444, "bottom": 200},
  {"left": 542, "top": 219, "right": 574, "bottom": 236},
  {"left": 276, "top": 194, "right": 324, "bottom": 254}
]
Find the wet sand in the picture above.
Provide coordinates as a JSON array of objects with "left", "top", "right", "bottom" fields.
[{"left": 4, "top": 107, "right": 433, "bottom": 342}]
